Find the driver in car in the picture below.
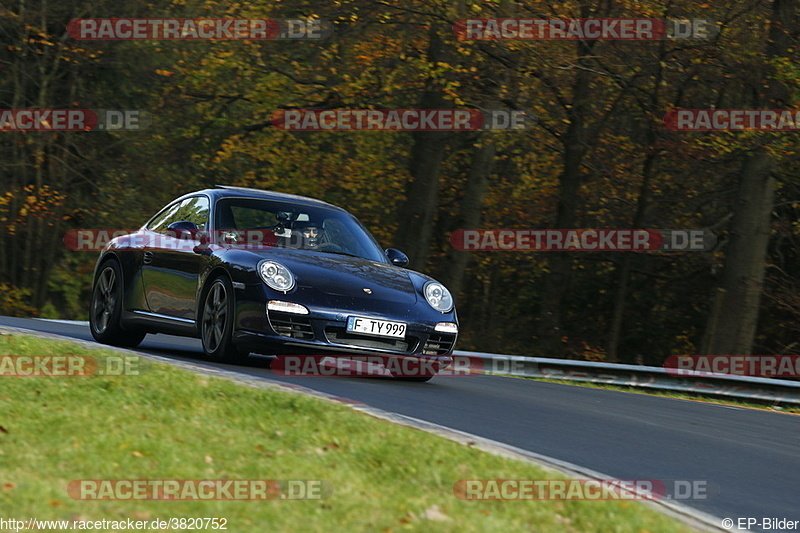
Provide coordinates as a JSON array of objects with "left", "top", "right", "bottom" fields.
[{"left": 294, "top": 221, "right": 323, "bottom": 249}]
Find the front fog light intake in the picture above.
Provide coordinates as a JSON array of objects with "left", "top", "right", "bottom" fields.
[
  {"left": 268, "top": 300, "right": 309, "bottom": 315},
  {"left": 435, "top": 322, "right": 458, "bottom": 334},
  {"left": 424, "top": 281, "right": 454, "bottom": 313},
  {"left": 258, "top": 260, "right": 295, "bottom": 292}
]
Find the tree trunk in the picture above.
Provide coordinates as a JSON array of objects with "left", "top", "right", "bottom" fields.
[
  {"left": 441, "top": 138, "right": 496, "bottom": 298},
  {"left": 701, "top": 0, "right": 794, "bottom": 355},
  {"left": 702, "top": 150, "right": 775, "bottom": 355},
  {"left": 393, "top": 29, "right": 449, "bottom": 271},
  {"left": 606, "top": 150, "right": 656, "bottom": 362},
  {"left": 535, "top": 41, "right": 594, "bottom": 357}
]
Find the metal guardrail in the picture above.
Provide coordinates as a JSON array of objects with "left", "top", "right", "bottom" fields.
[{"left": 454, "top": 350, "right": 800, "bottom": 406}]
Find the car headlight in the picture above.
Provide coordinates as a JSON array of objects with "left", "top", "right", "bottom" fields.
[
  {"left": 423, "top": 281, "right": 454, "bottom": 313},
  {"left": 258, "top": 260, "right": 295, "bottom": 292}
]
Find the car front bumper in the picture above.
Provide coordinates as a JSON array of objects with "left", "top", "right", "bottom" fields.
[{"left": 231, "top": 285, "right": 457, "bottom": 366}]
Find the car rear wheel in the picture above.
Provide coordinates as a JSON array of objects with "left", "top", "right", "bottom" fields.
[
  {"left": 200, "top": 276, "right": 249, "bottom": 363},
  {"left": 90, "top": 260, "right": 146, "bottom": 348}
]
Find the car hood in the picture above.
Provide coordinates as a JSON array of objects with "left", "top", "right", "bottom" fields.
[{"left": 253, "top": 248, "right": 420, "bottom": 307}]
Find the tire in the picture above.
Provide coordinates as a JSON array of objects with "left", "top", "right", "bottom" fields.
[
  {"left": 89, "top": 260, "right": 146, "bottom": 348},
  {"left": 200, "top": 276, "right": 249, "bottom": 364},
  {"left": 392, "top": 376, "right": 434, "bottom": 383},
  {"left": 390, "top": 355, "right": 442, "bottom": 382}
]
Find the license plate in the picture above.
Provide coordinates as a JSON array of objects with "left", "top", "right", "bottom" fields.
[{"left": 346, "top": 316, "right": 406, "bottom": 339}]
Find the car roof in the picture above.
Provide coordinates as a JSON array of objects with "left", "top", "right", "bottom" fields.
[{"left": 186, "top": 186, "right": 346, "bottom": 212}]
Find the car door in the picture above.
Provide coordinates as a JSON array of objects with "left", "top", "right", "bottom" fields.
[{"left": 141, "top": 195, "right": 210, "bottom": 321}]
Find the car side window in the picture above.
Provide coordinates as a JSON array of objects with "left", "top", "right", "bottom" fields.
[
  {"left": 177, "top": 196, "right": 209, "bottom": 230},
  {"left": 147, "top": 200, "right": 183, "bottom": 233},
  {"left": 147, "top": 196, "right": 209, "bottom": 233}
]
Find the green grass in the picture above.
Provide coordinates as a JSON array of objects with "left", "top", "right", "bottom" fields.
[{"left": 0, "top": 332, "right": 696, "bottom": 532}]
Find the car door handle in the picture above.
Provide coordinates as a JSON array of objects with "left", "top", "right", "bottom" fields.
[{"left": 143, "top": 251, "right": 154, "bottom": 264}]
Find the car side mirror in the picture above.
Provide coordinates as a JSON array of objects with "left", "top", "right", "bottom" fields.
[
  {"left": 385, "top": 248, "right": 409, "bottom": 267},
  {"left": 167, "top": 220, "right": 199, "bottom": 239},
  {"left": 193, "top": 230, "right": 211, "bottom": 255}
]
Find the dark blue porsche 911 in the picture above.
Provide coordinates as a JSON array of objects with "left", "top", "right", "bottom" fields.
[{"left": 89, "top": 186, "right": 457, "bottom": 380}]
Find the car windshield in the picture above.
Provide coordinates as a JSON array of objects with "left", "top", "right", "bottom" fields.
[{"left": 214, "top": 197, "right": 387, "bottom": 263}]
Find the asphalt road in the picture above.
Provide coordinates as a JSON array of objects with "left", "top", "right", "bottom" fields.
[{"left": 3, "top": 316, "right": 798, "bottom": 531}]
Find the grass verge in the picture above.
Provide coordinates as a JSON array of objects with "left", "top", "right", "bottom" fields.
[{"left": 0, "top": 332, "right": 696, "bottom": 532}]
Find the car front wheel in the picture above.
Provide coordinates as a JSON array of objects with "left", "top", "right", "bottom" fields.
[{"left": 200, "top": 276, "right": 248, "bottom": 363}]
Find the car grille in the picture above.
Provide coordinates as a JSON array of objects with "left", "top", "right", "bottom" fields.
[
  {"left": 423, "top": 334, "right": 456, "bottom": 355},
  {"left": 324, "top": 327, "right": 414, "bottom": 352},
  {"left": 269, "top": 312, "right": 314, "bottom": 340}
]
